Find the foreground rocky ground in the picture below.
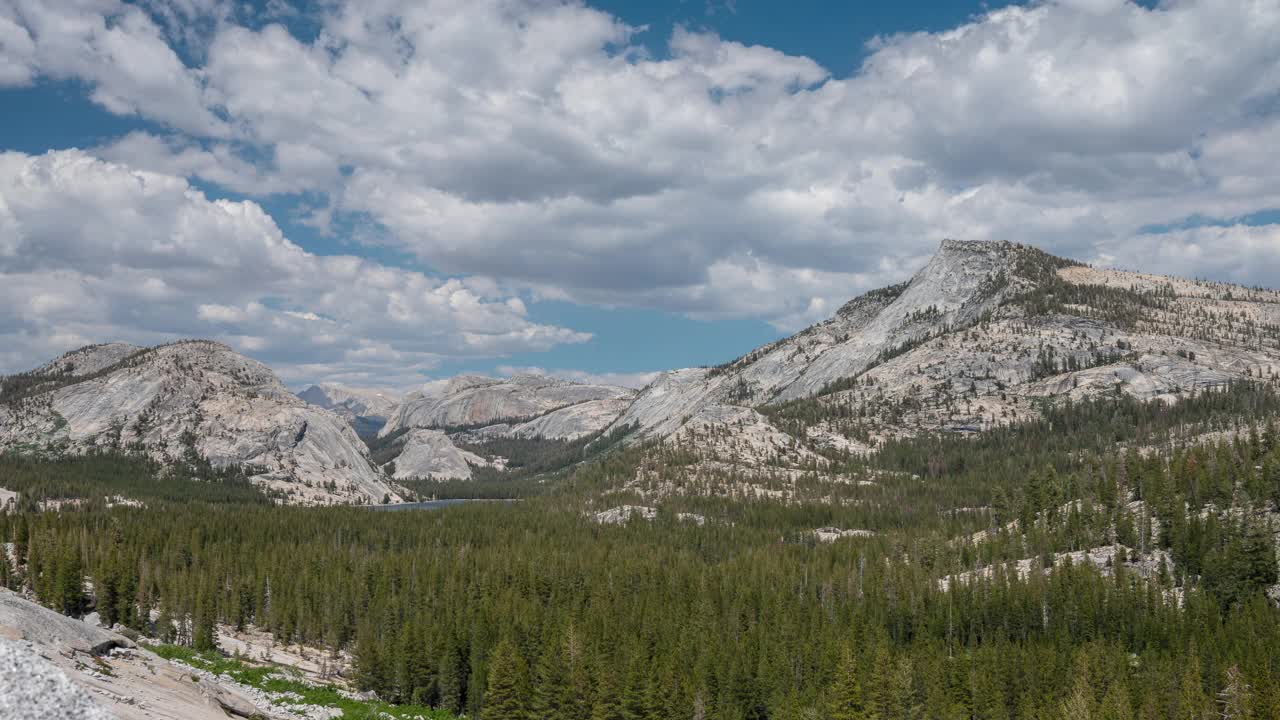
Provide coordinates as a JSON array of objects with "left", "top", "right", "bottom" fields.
[
  {"left": 0, "top": 588, "right": 270, "bottom": 719},
  {"left": 0, "top": 588, "right": 421, "bottom": 720}
]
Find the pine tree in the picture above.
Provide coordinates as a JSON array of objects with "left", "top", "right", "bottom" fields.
[
  {"left": 1060, "top": 673, "right": 1094, "bottom": 720},
  {"left": 591, "top": 661, "right": 625, "bottom": 720},
  {"left": 114, "top": 556, "right": 137, "bottom": 630},
  {"left": 0, "top": 551, "right": 9, "bottom": 590},
  {"left": 529, "top": 627, "right": 571, "bottom": 720},
  {"left": 11, "top": 518, "right": 28, "bottom": 573},
  {"left": 565, "top": 624, "right": 592, "bottom": 720},
  {"left": 1097, "top": 680, "right": 1133, "bottom": 720},
  {"left": 95, "top": 556, "right": 120, "bottom": 627},
  {"left": 889, "top": 655, "right": 919, "bottom": 720},
  {"left": 192, "top": 589, "right": 219, "bottom": 652},
  {"left": 868, "top": 640, "right": 894, "bottom": 719},
  {"left": 1177, "top": 650, "right": 1209, "bottom": 720},
  {"left": 827, "top": 645, "right": 867, "bottom": 720},
  {"left": 354, "top": 622, "right": 390, "bottom": 698},
  {"left": 438, "top": 635, "right": 469, "bottom": 715},
  {"left": 483, "top": 636, "right": 528, "bottom": 720},
  {"left": 621, "top": 656, "right": 652, "bottom": 720},
  {"left": 55, "top": 540, "right": 86, "bottom": 617}
]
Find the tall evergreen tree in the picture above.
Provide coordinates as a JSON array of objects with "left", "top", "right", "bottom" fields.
[
  {"left": 529, "top": 627, "right": 571, "bottom": 720},
  {"left": 591, "top": 661, "right": 625, "bottom": 720},
  {"left": 192, "top": 589, "right": 218, "bottom": 652},
  {"left": 483, "top": 636, "right": 529, "bottom": 720},
  {"left": 1059, "top": 673, "right": 1094, "bottom": 720},
  {"left": 1097, "top": 680, "right": 1132, "bottom": 720},
  {"left": 827, "top": 645, "right": 868, "bottom": 720},
  {"left": 1177, "top": 651, "right": 1209, "bottom": 720},
  {"left": 438, "top": 634, "right": 469, "bottom": 715}
]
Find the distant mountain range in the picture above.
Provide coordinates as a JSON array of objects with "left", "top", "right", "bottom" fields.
[
  {"left": 295, "top": 383, "right": 400, "bottom": 438},
  {"left": 5, "top": 239, "right": 1279, "bottom": 503}
]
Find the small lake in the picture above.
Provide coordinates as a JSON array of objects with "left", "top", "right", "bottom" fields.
[{"left": 369, "top": 498, "right": 518, "bottom": 511}]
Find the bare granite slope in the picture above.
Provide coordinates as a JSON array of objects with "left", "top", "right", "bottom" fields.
[
  {"left": 609, "top": 240, "right": 1039, "bottom": 438},
  {"left": 388, "top": 429, "right": 491, "bottom": 481},
  {"left": 381, "top": 374, "right": 634, "bottom": 436},
  {"left": 0, "top": 588, "right": 273, "bottom": 720},
  {"left": 6, "top": 241, "right": 1278, "bottom": 501},
  {"left": 376, "top": 374, "right": 636, "bottom": 481},
  {"left": 605, "top": 239, "right": 1280, "bottom": 498},
  {"left": 0, "top": 341, "right": 403, "bottom": 505}
]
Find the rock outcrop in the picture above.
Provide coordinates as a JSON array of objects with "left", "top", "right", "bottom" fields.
[
  {"left": 376, "top": 374, "right": 636, "bottom": 481},
  {"left": 604, "top": 239, "right": 1280, "bottom": 498},
  {"left": 0, "top": 341, "right": 403, "bottom": 505},
  {"left": 387, "top": 429, "right": 490, "bottom": 481},
  {"left": 0, "top": 639, "right": 115, "bottom": 720},
  {"left": 506, "top": 396, "right": 636, "bottom": 441},
  {"left": 381, "top": 374, "right": 634, "bottom": 436},
  {"left": 0, "top": 588, "right": 272, "bottom": 720},
  {"left": 8, "top": 241, "right": 1279, "bottom": 502}
]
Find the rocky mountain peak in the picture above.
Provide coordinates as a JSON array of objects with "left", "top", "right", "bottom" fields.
[
  {"left": 606, "top": 239, "right": 1280, "bottom": 501},
  {"left": 441, "top": 374, "right": 504, "bottom": 394},
  {"left": 1, "top": 341, "right": 403, "bottom": 505},
  {"left": 32, "top": 342, "right": 145, "bottom": 378},
  {"left": 374, "top": 373, "right": 639, "bottom": 481},
  {"left": 8, "top": 242, "right": 1278, "bottom": 506},
  {"left": 381, "top": 373, "right": 634, "bottom": 437}
]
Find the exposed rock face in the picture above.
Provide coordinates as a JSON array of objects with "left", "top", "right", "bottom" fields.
[
  {"left": 0, "top": 341, "right": 403, "bottom": 505},
  {"left": 377, "top": 373, "right": 636, "bottom": 481},
  {"left": 612, "top": 241, "right": 1029, "bottom": 438},
  {"left": 0, "top": 589, "right": 132, "bottom": 657},
  {"left": 814, "top": 528, "right": 876, "bottom": 543},
  {"left": 607, "top": 241, "right": 1035, "bottom": 458},
  {"left": 0, "top": 639, "right": 114, "bottom": 720},
  {"left": 592, "top": 505, "right": 658, "bottom": 525},
  {"left": 389, "top": 429, "right": 489, "bottom": 481},
  {"left": 8, "top": 241, "right": 1278, "bottom": 502},
  {"left": 507, "top": 396, "right": 635, "bottom": 440},
  {"left": 381, "top": 374, "right": 634, "bottom": 436},
  {"left": 590, "top": 505, "right": 705, "bottom": 526},
  {"left": 605, "top": 239, "right": 1280, "bottom": 499},
  {"left": 0, "top": 588, "right": 274, "bottom": 720},
  {"left": 35, "top": 342, "right": 145, "bottom": 378},
  {"left": 297, "top": 383, "right": 399, "bottom": 425}
]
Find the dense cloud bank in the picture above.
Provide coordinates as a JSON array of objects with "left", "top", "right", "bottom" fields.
[{"left": 2, "top": 0, "right": 1280, "bottom": 379}]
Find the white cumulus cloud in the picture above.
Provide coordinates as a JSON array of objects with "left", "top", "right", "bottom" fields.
[
  {"left": 0, "top": 149, "right": 590, "bottom": 381},
  {"left": 3, "top": 0, "right": 1280, "bottom": 363}
]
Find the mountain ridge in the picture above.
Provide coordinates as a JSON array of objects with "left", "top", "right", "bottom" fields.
[
  {"left": 599, "top": 239, "right": 1280, "bottom": 500},
  {"left": 6, "top": 240, "right": 1280, "bottom": 503},
  {"left": 0, "top": 340, "right": 404, "bottom": 505}
]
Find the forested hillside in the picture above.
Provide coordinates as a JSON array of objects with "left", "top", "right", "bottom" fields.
[{"left": 3, "top": 383, "right": 1280, "bottom": 719}]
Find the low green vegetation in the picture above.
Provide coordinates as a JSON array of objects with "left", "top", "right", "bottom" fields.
[{"left": 148, "top": 644, "right": 453, "bottom": 719}]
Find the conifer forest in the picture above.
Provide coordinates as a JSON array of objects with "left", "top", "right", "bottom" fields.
[{"left": 5, "top": 383, "right": 1280, "bottom": 719}]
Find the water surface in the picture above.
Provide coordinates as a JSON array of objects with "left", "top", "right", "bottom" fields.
[{"left": 369, "top": 498, "right": 517, "bottom": 511}]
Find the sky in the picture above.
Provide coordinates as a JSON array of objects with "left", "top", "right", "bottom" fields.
[{"left": 1, "top": 0, "right": 1279, "bottom": 391}]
